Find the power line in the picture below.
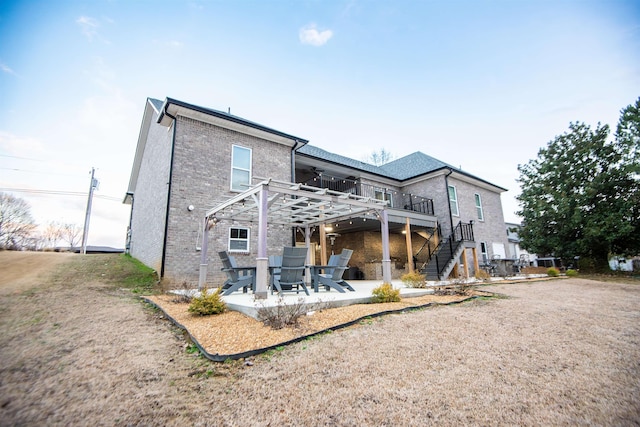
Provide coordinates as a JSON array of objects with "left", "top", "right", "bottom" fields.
[{"left": 0, "top": 187, "right": 122, "bottom": 202}]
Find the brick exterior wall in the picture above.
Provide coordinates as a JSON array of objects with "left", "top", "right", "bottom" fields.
[
  {"left": 162, "top": 116, "right": 292, "bottom": 286},
  {"left": 128, "top": 108, "right": 173, "bottom": 273}
]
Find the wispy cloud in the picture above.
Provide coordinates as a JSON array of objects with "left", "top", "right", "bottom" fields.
[
  {"left": 76, "top": 16, "right": 99, "bottom": 40},
  {"left": 299, "top": 24, "right": 333, "bottom": 46},
  {"left": 167, "top": 40, "right": 184, "bottom": 48},
  {"left": 0, "top": 62, "right": 17, "bottom": 76}
]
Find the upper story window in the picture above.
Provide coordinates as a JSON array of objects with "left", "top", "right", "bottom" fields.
[
  {"left": 231, "top": 145, "right": 252, "bottom": 192},
  {"left": 475, "top": 193, "right": 484, "bottom": 221},
  {"left": 374, "top": 188, "right": 393, "bottom": 206},
  {"left": 448, "top": 185, "right": 459, "bottom": 216},
  {"left": 229, "top": 227, "right": 250, "bottom": 252}
]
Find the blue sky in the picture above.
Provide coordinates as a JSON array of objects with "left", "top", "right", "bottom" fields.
[{"left": 1, "top": 0, "right": 638, "bottom": 247}]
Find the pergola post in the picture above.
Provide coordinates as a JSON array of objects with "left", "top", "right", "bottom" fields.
[
  {"left": 380, "top": 209, "right": 392, "bottom": 283},
  {"left": 255, "top": 184, "right": 269, "bottom": 299},
  {"left": 198, "top": 217, "right": 209, "bottom": 290},
  {"left": 304, "top": 225, "right": 312, "bottom": 285}
]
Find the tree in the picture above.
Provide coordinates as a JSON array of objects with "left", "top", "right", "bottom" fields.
[
  {"left": 365, "top": 148, "right": 395, "bottom": 166},
  {"left": 62, "top": 223, "right": 82, "bottom": 249},
  {"left": 0, "top": 192, "right": 37, "bottom": 250},
  {"left": 516, "top": 98, "right": 640, "bottom": 271},
  {"left": 43, "top": 221, "right": 64, "bottom": 249}
]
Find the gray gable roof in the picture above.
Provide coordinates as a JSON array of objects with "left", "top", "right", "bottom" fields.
[
  {"left": 379, "top": 152, "right": 454, "bottom": 180},
  {"left": 297, "top": 145, "right": 506, "bottom": 191},
  {"left": 297, "top": 145, "right": 453, "bottom": 180},
  {"left": 297, "top": 145, "right": 383, "bottom": 175}
]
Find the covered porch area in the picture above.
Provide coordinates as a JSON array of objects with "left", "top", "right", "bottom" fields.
[{"left": 198, "top": 178, "right": 430, "bottom": 299}]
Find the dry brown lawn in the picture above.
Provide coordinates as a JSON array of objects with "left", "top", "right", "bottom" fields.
[{"left": 1, "top": 252, "right": 639, "bottom": 426}]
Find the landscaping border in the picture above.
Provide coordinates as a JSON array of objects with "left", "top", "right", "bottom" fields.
[{"left": 142, "top": 292, "right": 496, "bottom": 362}]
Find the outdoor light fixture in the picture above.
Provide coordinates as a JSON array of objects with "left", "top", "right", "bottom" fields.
[{"left": 187, "top": 205, "right": 195, "bottom": 211}]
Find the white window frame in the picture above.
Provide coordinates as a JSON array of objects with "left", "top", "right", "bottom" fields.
[
  {"left": 374, "top": 188, "right": 393, "bottom": 206},
  {"left": 448, "top": 185, "right": 459, "bottom": 217},
  {"left": 474, "top": 193, "right": 484, "bottom": 221},
  {"left": 230, "top": 145, "right": 252, "bottom": 192},
  {"left": 228, "top": 226, "right": 250, "bottom": 253},
  {"left": 480, "top": 241, "right": 488, "bottom": 263}
]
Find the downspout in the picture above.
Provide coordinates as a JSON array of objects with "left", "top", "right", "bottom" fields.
[
  {"left": 290, "top": 140, "right": 303, "bottom": 246},
  {"left": 160, "top": 111, "right": 177, "bottom": 278},
  {"left": 125, "top": 191, "right": 134, "bottom": 254},
  {"left": 444, "top": 168, "right": 454, "bottom": 236}
]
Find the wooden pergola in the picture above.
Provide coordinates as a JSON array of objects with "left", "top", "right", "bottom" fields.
[{"left": 198, "top": 178, "right": 393, "bottom": 298}]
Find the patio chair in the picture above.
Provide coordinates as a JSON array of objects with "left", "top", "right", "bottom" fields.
[
  {"left": 315, "top": 249, "right": 355, "bottom": 292},
  {"left": 271, "top": 247, "right": 309, "bottom": 295},
  {"left": 219, "top": 251, "right": 255, "bottom": 296}
]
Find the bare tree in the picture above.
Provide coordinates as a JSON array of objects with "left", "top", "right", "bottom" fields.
[
  {"left": 43, "top": 221, "right": 64, "bottom": 249},
  {"left": 0, "top": 192, "right": 37, "bottom": 250},
  {"left": 62, "top": 223, "right": 82, "bottom": 249},
  {"left": 364, "top": 148, "right": 396, "bottom": 166}
]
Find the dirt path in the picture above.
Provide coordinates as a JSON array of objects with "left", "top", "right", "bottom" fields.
[{"left": 0, "top": 253, "right": 638, "bottom": 426}]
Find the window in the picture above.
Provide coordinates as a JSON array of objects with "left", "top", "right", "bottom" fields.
[
  {"left": 480, "top": 242, "right": 488, "bottom": 263},
  {"left": 474, "top": 193, "right": 484, "bottom": 221},
  {"left": 228, "top": 227, "right": 250, "bottom": 252},
  {"left": 448, "top": 185, "right": 459, "bottom": 216},
  {"left": 374, "top": 188, "right": 393, "bottom": 206},
  {"left": 231, "top": 145, "right": 251, "bottom": 192}
]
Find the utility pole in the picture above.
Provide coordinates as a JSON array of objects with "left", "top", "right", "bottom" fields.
[{"left": 81, "top": 167, "right": 98, "bottom": 254}]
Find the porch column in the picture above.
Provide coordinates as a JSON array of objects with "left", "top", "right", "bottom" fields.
[
  {"left": 405, "top": 217, "right": 414, "bottom": 273},
  {"left": 255, "top": 184, "right": 269, "bottom": 299},
  {"left": 462, "top": 248, "right": 469, "bottom": 278},
  {"left": 380, "top": 209, "right": 392, "bottom": 283},
  {"left": 472, "top": 247, "right": 480, "bottom": 276},
  {"left": 198, "top": 216, "right": 209, "bottom": 290}
]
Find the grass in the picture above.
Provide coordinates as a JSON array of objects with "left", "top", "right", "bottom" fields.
[{"left": 50, "top": 253, "right": 159, "bottom": 294}]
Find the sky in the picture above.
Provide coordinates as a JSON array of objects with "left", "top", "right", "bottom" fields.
[{"left": 1, "top": 0, "right": 638, "bottom": 248}]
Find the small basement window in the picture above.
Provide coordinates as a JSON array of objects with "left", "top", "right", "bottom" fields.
[{"left": 229, "top": 227, "right": 250, "bottom": 252}]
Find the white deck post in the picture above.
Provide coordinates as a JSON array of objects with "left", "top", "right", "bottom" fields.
[
  {"left": 380, "top": 209, "right": 392, "bottom": 283},
  {"left": 255, "top": 184, "right": 269, "bottom": 299},
  {"left": 304, "top": 225, "right": 312, "bottom": 285},
  {"left": 198, "top": 217, "right": 209, "bottom": 290}
]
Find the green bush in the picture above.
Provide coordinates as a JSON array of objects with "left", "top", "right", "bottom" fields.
[
  {"left": 565, "top": 269, "right": 578, "bottom": 277},
  {"left": 188, "top": 288, "right": 226, "bottom": 316},
  {"left": 371, "top": 283, "right": 401, "bottom": 303},
  {"left": 547, "top": 267, "right": 560, "bottom": 277},
  {"left": 400, "top": 271, "right": 427, "bottom": 288}
]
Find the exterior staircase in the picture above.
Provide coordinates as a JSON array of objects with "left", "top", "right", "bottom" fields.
[{"left": 420, "top": 222, "right": 475, "bottom": 281}]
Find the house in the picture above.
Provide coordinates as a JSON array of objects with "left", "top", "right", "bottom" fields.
[
  {"left": 506, "top": 222, "right": 538, "bottom": 267},
  {"left": 124, "top": 97, "right": 511, "bottom": 287}
]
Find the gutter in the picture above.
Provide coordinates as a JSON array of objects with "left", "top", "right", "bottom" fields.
[
  {"left": 290, "top": 139, "right": 308, "bottom": 244},
  {"left": 160, "top": 110, "right": 177, "bottom": 278}
]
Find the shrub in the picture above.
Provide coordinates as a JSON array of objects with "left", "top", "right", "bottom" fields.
[
  {"left": 547, "top": 267, "right": 560, "bottom": 277},
  {"left": 371, "top": 283, "right": 401, "bottom": 303},
  {"left": 475, "top": 269, "right": 491, "bottom": 281},
  {"left": 401, "top": 271, "right": 427, "bottom": 288},
  {"left": 188, "top": 288, "right": 226, "bottom": 316},
  {"left": 565, "top": 269, "right": 578, "bottom": 277},
  {"left": 257, "top": 296, "right": 325, "bottom": 330}
]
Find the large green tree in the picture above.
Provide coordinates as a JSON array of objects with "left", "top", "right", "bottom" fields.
[{"left": 516, "top": 98, "right": 640, "bottom": 271}]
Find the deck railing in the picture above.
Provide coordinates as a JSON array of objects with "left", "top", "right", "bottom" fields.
[{"left": 300, "top": 174, "right": 435, "bottom": 215}]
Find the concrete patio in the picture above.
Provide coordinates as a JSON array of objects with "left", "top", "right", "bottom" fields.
[{"left": 215, "top": 279, "right": 435, "bottom": 319}]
